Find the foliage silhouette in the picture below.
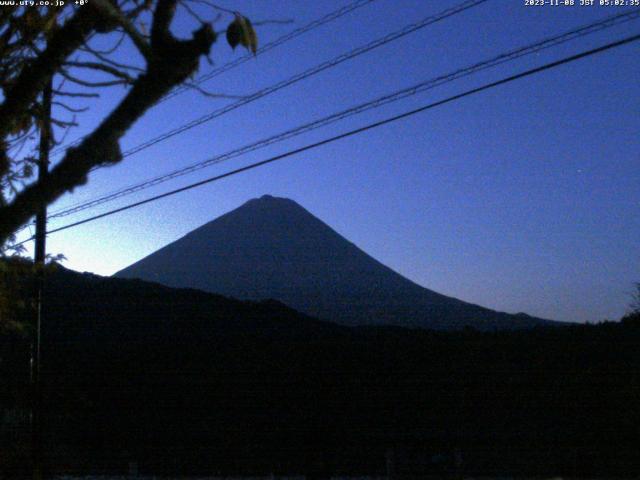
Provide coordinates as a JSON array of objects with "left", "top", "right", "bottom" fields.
[{"left": 1, "top": 266, "right": 638, "bottom": 477}]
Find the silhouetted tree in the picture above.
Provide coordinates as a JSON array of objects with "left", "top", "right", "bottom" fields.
[
  {"left": 0, "top": 1, "right": 257, "bottom": 249},
  {"left": 0, "top": 257, "right": 33, "bottom": 334},
  {"left": 621, "top": 282, "right": 640, "bottom": 324}
]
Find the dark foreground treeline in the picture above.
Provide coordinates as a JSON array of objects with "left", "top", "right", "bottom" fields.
[{"left": 1, "top": 266, "right": 639, "bottom": 478}]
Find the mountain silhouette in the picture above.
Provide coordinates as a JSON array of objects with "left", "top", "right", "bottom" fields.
[{"left": 115, "top": 195, "right": 558, "bottom": 330}]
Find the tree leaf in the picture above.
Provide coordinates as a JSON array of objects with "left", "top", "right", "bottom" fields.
[
  {"left": 226, "top": 16, "right": 242, "bottom": 50},
  {"left": 226, "top": 14, "right": 257, "bottom": 55}
]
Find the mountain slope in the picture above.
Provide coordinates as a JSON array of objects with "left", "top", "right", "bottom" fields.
[{"left": 115, "top": 195, "right": 558, "bottom": 330}]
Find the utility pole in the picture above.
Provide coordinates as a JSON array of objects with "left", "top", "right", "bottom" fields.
[{"left": 32, "top": 75, "right": 52, "bottom": 480}]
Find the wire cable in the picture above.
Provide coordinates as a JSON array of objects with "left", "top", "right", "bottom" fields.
[
  {"left": 117, "top": 0, "right": 488, "bottom": 159},
  {"left": 8, "top": 0, "right": 491, "bottom": 239},
  {"left": 7, "top": 32, "right": 637, "bottom": 252},
  {"left": 165, "top": 0, "right": 378, "bottom": 101},
  {"left": 48, "top": 0, "right": 378, "bottom": 158},
  {"left": 49, "top": 0, "right": 487, "bottom": 171},
  {"left": 45, "top": 0, "right": 491, "bottom": 213},
  {"left": 46, "top": 9, "right": 640, "bottom": 220}
]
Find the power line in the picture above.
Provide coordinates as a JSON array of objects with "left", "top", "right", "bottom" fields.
[
  {"left": 9, "top": 32, "right": 637, "bottom": 251},
  {"left": 46, "top": 0, "right": 490, "bottom": 214},
  {"left": 9, "top": 0, "right": 490, "bottom": 240},
  {"left": 45, "top": 0, "right": 490, "bottom": 217},
  {"left": 46, "top": 9, "right": 640, "bottom": 220},
  {"left": 165, "top": 0, "right": 378, "bottom": 101},
  {"left": 49, "top": 0, "right": 378, "bottom": 158},
  {"left": 56, "top": 0, "right": 484, "bottom": 175},
  {"left": 117, "top": 0, "right": 488, "bottom": 159}
]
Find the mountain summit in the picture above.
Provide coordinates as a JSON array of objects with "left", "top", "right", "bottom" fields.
[{"left": 115, "top": 195, "right": 556, "bottom": 330}]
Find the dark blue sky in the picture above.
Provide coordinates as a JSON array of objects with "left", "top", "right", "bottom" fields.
[{"left": 19, "top": 0, "right": 640, "bottom": 323}]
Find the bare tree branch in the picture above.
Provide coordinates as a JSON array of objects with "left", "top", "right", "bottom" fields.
[
  {"left": 0, "top": 7, "right": 104, "bottom": 139},
  {"left": 60, "top": 68, "right": 131, "bottom": 87},
  {"left": 0, "top": 6, "right": 217, "bottom": 244},
  {"left": 53, "top": 90, "right": 100, "bottom": 98},
  {"left": 91, "top": 0, "right": 152, "bottom": 61},
  {"left": 82, "top": 30, "right": 126, "bottom": 55},
  {"left": 64, "top": 60, "right": 137, "bottom": 81},
  {"left": 182, "top": 80, "right": 248, "bottom": 99},
  {"left": 51, "top": 116, "right": 78, "bottom": 128},
  {"left": 78, "top": 45, "right": 145, "bottom": 72},
  {"left": 52, "top": 101, "right": 90, "bottom": 113}
]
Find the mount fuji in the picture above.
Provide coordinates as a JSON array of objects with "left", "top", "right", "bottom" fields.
[{"left": 115, "top": 195, "right": 558, "bottom": 330}]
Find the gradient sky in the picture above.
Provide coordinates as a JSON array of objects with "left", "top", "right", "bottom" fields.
[{"left": 16, "top": 0, "right": 640, "bottom": 323}]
